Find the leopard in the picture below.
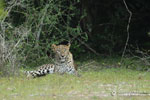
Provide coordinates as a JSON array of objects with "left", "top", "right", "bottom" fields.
[{"left": 25, "top": 43, "right": 78, "bottom": 78}]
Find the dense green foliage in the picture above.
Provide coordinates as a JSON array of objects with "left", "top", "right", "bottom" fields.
[
  {"left": 3, "top": 0, "right": 150, "bottom": 55},
  {"left": 2, "top": 0, "right": 150, "bottom": 55},
  {"left": 1, "top": 0, "right": 87, "bottom": 69}
]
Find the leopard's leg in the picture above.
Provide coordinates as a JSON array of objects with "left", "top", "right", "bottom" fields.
[{"left": 67, "top": 67, "right": 81, "bottom": 77}]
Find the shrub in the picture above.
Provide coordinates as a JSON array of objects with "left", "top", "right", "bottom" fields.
[{"left": 0, "top": 0, "right": 87, "bottom": 76}]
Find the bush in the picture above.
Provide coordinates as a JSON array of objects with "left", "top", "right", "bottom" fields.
[{"left": 0, "top": 0, "right": 87, "bottom": 76}]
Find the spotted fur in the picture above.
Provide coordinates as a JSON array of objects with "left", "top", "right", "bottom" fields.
[{"left": 25, "top": 43, "right": 78, "bottom": 78}]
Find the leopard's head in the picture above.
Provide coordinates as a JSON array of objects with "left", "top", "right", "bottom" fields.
[{"left": 51, "top": 43, "right": 71, "bottom": 63}]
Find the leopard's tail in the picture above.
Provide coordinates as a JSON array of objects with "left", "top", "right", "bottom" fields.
[
  {"left": 25, "top": 70, "right": 37, "bottom": 78},
  {"left": 24, "top": 67, "right": 54, "bottom": 78},
  {"left": 24, "top": 70, "right": 47, "bottom": 78}
]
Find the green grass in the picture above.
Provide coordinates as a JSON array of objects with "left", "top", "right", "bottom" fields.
[
  {"left": 1, "top": 57, "right": 150, "bottom": 100},
  {"left": 0, "top": 68, "right": 150, "bottom": 100}
]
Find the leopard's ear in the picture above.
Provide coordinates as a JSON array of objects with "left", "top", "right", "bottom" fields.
[
  {"left": 51, "top": 44, "right": 57, "bottom": 51},
  {"left": 67, "top": 42, "right": 71, "bottom": 49}
]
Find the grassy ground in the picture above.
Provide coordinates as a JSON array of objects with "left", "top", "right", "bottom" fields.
[{"left": 0, "top": 58, "right": 150, "bottom": 100}]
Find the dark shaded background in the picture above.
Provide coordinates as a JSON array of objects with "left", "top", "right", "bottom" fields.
[{"left": 79, "top": 0, "right": 150, "bottom": 55}]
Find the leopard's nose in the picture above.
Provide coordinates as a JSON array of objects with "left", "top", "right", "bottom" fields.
[{"left": 61, "top": 55, "right": 64, "bottom": 57}]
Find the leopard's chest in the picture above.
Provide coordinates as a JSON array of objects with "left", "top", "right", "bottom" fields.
[{"left": 55, "top": 62, "right": 71, "bottom": 74}]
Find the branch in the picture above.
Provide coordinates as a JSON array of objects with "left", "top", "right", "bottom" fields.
[
  {"left": 5, "top": 28, "right": 31, "bottom": 59},
  {"left": 121, "top": 0, "right": 132, "bottom": 63},
  {"left": 36, "top": 4, "right": 49, "bottom": 45},
  {"left": 77, "top": 37, "right": 100, "bottom": 56}
]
